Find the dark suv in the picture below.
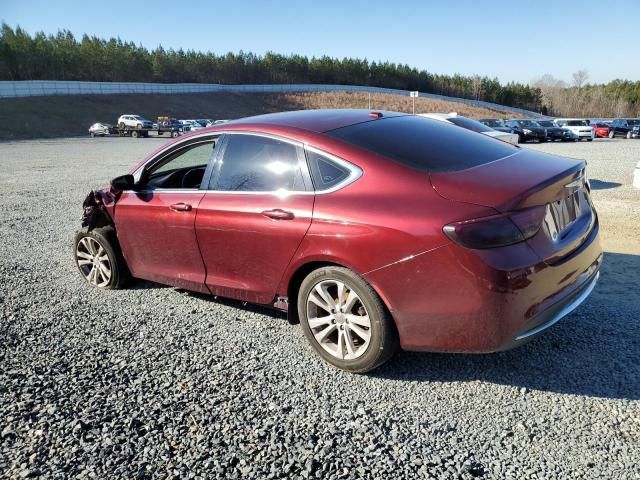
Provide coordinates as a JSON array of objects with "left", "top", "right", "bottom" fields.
[
  {"left": 608, "top": 118, "right": 640, "bottom": 139},
  {"left": 505, "top": 119, "right": 547, "bottom": 143}
]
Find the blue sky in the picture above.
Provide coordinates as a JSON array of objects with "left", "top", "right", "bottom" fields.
[{"left": 2, "top": 0, "right": 639, "bottom": 85}]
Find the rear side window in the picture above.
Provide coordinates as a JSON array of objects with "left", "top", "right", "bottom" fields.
[
  {"left": 327, "top": 116, "right": 518, "bottom": 173},
  {"left": 306, "top": 150, "right": 350, "bottom": 190},
  {"left": 211, "top": 134, "right": 305, "bottom": 192}
]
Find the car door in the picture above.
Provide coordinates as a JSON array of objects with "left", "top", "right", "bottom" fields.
[
  {"left": 114, "top": 138, "right": 219, "bottom": 293},
  {"left": 195, "top": 132, "right": 314, "bottom": 304}
]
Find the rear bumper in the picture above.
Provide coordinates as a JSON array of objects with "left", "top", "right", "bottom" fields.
[
  {"left": 495, "top": 263, "right": 600, "bottom": 351},
  {"left": 366, "top": 219, "right": 602, "bottom": 353}
]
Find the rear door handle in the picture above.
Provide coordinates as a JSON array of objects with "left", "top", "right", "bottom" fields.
[
  {"left": 170, "top": 203, "right": 192, "bottom": 212},
  {"left": 261, "top": 209, "right": 295, "bottom": 220}
]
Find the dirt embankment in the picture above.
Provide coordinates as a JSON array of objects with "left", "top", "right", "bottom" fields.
[{"left": 0, "top": 91, "right": 524, "bottom": 140}]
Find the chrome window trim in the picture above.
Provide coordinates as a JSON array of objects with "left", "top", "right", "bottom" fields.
[{"left": 129, "top": 129, "right": 362, "bottom": 196}]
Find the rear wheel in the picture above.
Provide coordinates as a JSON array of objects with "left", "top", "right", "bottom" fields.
[
  {"left": 74, "top": 227, "right": 130, "bottom": 289},
  {"left": 171, "top": 130, "right": 179, "bottom": 138},
  {"left": 298, "top": 266, "right": 398, "bottom": 373},
  {"left": 131, "top": 130, "right": 139, "bottom": 138},
  {"left": 609, "top": 130, "right": 615, "bottom": 139},
  {"left": 627, "top": 131, "right": 632, "bottom": 139},
  {"left": 90, "top": 132, "right": 95, "bottom": 138}
]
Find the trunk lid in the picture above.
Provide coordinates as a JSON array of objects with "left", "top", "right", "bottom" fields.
[{"left": 430, "top": 149, "right": 596, "bottom": 264}]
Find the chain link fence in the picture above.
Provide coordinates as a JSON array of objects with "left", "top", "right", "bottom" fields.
[{"left": 0, "top": 80, "right": 545, "bottom": 118}]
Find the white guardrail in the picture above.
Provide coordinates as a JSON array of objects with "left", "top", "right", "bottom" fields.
[{"left": 0, "top": 80, "right": 544, "bottom": 118}]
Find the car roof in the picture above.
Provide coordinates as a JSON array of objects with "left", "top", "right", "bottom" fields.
[{"left": 221, "top": 109, "right": 407, "bottom": 133}]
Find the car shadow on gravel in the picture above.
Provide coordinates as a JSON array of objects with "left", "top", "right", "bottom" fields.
[
  {"left": 590, "top": 179, "right": 622, "bottom": 190},
  {"left": 372, "top": 252, "right": 640, "bottom": 400}
]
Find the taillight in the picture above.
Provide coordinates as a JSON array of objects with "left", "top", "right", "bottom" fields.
[{"left": 443, "top": 206, "right": 546, "bottom": 249}]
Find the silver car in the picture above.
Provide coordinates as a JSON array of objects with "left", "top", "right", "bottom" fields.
[{"left": 88, "top": 123, "right": 112, "bottom": 137}]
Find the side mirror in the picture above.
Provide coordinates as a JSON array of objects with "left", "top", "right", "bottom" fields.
[{"left": 110, "top": 174, "right": 135, "bottom": 192}]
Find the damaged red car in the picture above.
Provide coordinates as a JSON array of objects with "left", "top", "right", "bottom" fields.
[{"left": 75, "top": 110, "right": 602, "bottom": 372}]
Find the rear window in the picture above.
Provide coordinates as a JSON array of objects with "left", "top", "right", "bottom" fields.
[
  {"left": 446, "top": 116, "right": 492, "bottom": 133},
  {"left": 326, "top": 115, "right": 518, "bottom": 173}
]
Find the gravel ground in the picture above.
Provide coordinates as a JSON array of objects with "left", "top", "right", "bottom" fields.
[{"left": 1, "top": 136, "right": 639, "bottom": 479}]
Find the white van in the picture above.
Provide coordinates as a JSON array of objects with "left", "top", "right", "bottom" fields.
[{"left": 554, "top": 118, "right": 594, "bottom": 141}]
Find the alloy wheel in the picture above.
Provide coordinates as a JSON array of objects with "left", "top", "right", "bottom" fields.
[
  {"left": 306, "top": 279, "right": 372, "bottom": 360},
  {"left": 76, "top": 236, "right": 111, "bottom": 287}
]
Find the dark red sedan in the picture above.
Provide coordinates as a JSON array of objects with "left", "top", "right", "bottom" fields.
[{"left": 75, "top": 110, "right": 602, "bottom": 372}]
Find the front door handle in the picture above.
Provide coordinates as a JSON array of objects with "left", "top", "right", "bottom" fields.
[
  {"left": 170, "top": 203, "right": 192, "bottom": 212},
  {"left": 261, "top": 209, "right": 295, "bottom": 220}
]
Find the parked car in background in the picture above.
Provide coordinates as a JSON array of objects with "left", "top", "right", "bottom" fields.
[
  {"left": 420, "top": 113, "right": 519, "bottom": 144},
  {"left": 478, "top": 118, "right": 515, "bottom": 133},
  {"left": 88, "top": 123, "right": 112, "bottom": 137},
  {"left": 534, "top": 120, "right": 576, "bottom": 142},
  {"left": 608, "top": 118, "right": 640, "bottom": 139},
  {"left": 554, "top": 118, "right": 594, "bottom": 141},
  {"left": 74, "top": 110, "right": 601, "bottom": 373},
  {"left": 117, "top": 114, "right": 153, "bottom": 130},
  {"left": 180, "top": 119, "right": 205, "bottom": 132},
  {"left": 505, "top": 119, "right": 547, "bottom": 143},
  {"left": 157, "top": 117, "right": 185, "bottom": 138},
  {"left": 590, "top": 122, "right": 611, "bottom": 138}
]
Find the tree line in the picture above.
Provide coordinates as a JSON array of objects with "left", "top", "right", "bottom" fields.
[
  {"left": 2, "top": 24, "right": 638, "bottom": 117},
  {"left": 532, "top": 71, "right": 640, "bottom": 118},
  {"left": 0, "top": 24, "right": 542, "bottom": 111}
]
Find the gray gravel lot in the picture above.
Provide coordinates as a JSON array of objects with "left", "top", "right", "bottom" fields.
[{"left": 1, "top": 137, "right": 639, "bottom": 479}]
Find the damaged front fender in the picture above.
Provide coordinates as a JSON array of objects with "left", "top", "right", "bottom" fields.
[{"left": 81, "top": 189, "right": 116, "bottom": 230}]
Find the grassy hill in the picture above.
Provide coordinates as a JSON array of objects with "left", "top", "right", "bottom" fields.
[{"left": 0, "top": 91, "right": 524, "bottom": 140}]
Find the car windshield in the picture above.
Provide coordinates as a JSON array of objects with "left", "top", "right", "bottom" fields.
[
  {"left": 517, "top": 120, "right": 540, "bottom": 127},
  {"left": 327, "top": 115, "right": 518, "bottom": 173},
  {"left": 536, "top": 120, "right": 555, "bottom": 127},
  {"left": 446, "top": 116, "right": 493, "bottom": 133},
  {"left": 565, "top": 120, "right": 589, "bottom": 126},
  {"left": 480, "top": 119, "right": 505, "bottom": 128},
  {"left": 627, "top": 119, "right": 640, "bottom": 126}
]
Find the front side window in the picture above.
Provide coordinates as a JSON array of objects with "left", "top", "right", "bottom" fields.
[
  {"left": 212, "top": 134, "right": 305, "bottom": 192},
  {"left": 143, "top": 140, "right": 217, "bottom": 189}
]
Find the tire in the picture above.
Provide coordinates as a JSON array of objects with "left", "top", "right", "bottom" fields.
[
  {"left": 74, "top": 226, "right": 130, "bottom": 289},
  {"left": 298, "top": 266, "right": 399, "bottom": 373},
  {"left": 608, "top": 130, "right": 615, "bottom": 139},
  {"left": 90, "top": 132, "right": 95, "bottom": 138},
  {"left": 131, "top": 130, "right": 139, "bottom": 138},
  {"left": 118, "top": 122, "right": 125, "bottom": 130},
  {"left": 627, "top": 132, "right": 632, "bottom": 139},
  {"left": 171, "top": 130, "right": 179, "bottom": 138}
]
